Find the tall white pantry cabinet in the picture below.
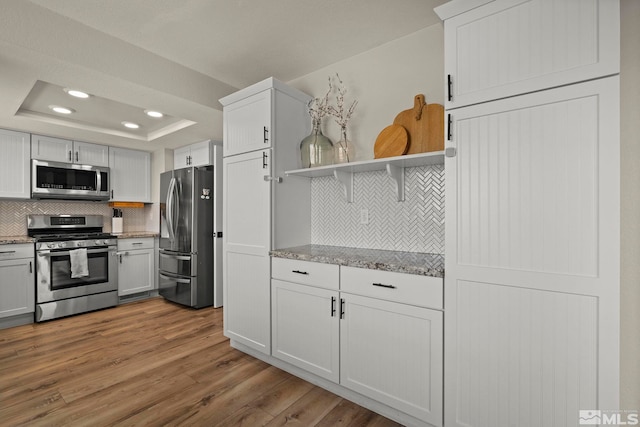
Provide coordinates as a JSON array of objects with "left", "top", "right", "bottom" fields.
[
  {"left": 219, "top": 78, "right": 311, "bottom": 355},
  {"left": 435, "top": 1, "right": 620, "bottom": 426}
]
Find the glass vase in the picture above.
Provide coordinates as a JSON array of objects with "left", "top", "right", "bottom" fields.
[
  {"left": 300, "top": 120, "right": 334, "bottom": 168},
  {"left": 334, "top": 126, "right": 355, "bottom": 163}
]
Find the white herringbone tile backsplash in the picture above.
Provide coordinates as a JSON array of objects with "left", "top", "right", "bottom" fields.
[
  {"left": 311, "top": 165, "right": 444, "bottom": 254},
  {"left": 0, "top": 201, "right": 156, "bottom": 235}
]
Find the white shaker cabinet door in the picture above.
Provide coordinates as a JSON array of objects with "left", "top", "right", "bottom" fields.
[
  {"left": 444, "top": 77, "right": 620, "bottom": 427},
  {"left": 440, "top": 0, "right": 619, "bottom": 109},
  {"left": 0, "top": 254, "right": 35, "bottom": 319},
  {"left": 0, "top": 129, "right": 30, "bottom": 199},
  {"left": 340, "top": 293, "right": 443, "bottom": 426},
  {"left": 109, "top": 147, "right": 151, "bottom": 203},
  {"left": 223, "top": 89, "right": 272, "bottom": 157},
  {"left": 117, "top": 247, "right": 155, "bottom": 296},
  {"left": 271, "top": 279, "right": 339, "bottom": 383},
  {"left": 223, "top": 149, "right": 272, "bottom": 354},
  {"left": 31, "top": 134, "right": 73, "bottom": 163},
  {"left": 74, "top": 141, "right": 109, "bottom": 167}
]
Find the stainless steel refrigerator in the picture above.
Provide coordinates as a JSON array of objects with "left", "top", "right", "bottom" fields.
[{"left": 159, "top": 163, "right": 222, "bottom": 308}]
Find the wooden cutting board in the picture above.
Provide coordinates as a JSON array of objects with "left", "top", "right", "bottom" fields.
[
  {"left": 393, "top": 94, "right": 444, "bottom": 155},
  {"left": 374, "top": 124, "right": 409, "bottom": 159}
]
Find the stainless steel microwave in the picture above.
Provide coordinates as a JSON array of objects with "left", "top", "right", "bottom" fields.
[{"left": 31, "top": 159, "right": 110, "bottom": 201}]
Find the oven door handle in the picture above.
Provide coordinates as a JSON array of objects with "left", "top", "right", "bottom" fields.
[{"left": 38, "top": 248, "right": 115, "bottom": 257}]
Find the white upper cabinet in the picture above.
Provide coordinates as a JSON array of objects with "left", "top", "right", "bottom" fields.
[
  {"left": 221, "top": 89, "right": 272, "bottom": 157},
  {"left": 436, "top": 0, "right": 620, "bottom": 109},
  {"left": 109, "top": 147, "right": 151, "bottom": 203},
  {"left": 73, "top": 141, "right": 109, "bottom": 167},
  {"left": 31, "top": 134, "right": 109, "bottom": 166},
  {"left": 174, "top": 140, "right": 217, "bottom": 169},
  {"left": 0, "top": 129, "right": 30, "bottom": 199}
]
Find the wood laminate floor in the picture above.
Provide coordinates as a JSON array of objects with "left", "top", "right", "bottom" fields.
[{"left": 0, "top": 297, "right": 402, "bottom": 426}]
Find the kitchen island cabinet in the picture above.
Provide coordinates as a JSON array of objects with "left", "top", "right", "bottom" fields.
[
  {"left": 0, "top": 243, "right": 35, "bottom": 328},
  {"left": 220, "top": 78, "right": 311, "bottom": 356},
  {"left": 116, "top": 237, "right": 155, "bottom": 297},
  {"left": 109, "top": 147, "right": 151, "bottom": 203},
  {"left": 0, "top": 128, "right": 30, "bottom": 199},
  {"left": 269, "top": 250, "right": 444, "bottom": 427}
]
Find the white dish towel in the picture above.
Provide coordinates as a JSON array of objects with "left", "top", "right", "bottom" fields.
[{"left": 70, "top": 248, "right": 89, "bottom": 278}]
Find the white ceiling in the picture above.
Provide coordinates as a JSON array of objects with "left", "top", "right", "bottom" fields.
[{"left": 0, "top": 0, "right": 445, "bottom": 151}]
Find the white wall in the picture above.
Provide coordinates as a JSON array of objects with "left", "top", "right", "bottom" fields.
[
  {"left": 288, "top": 24, "right": 444, "bottom": 162},
  {"left": 620, "top": 0, "right": 640, "bottom": 411}
]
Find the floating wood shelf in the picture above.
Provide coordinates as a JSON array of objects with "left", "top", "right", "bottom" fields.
[{"left": 285, "top": 151, "right": 444, "bottom": 203}]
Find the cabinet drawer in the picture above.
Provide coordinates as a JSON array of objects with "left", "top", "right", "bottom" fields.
[
  {"left": 272, "top": 258, "right": 339, "bottom": 290},
  {"left": 0, "top": 244, "right": 34, "bottom": 260},
  {"left": 340, "top": 266, "right": 443, "bottom": 310},
  {"left": 117, "top": 238, "right": 154, "bottom": 251}
]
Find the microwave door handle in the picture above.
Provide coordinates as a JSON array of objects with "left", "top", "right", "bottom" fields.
[{"left": 96, "top": 170, "right": 101, "bottom": 196}]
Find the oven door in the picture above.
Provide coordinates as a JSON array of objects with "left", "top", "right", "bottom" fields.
[{"left": 35, "top": 246, "right": 118, "bottom": 303}]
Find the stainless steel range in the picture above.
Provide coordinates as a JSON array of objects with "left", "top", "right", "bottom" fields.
[{"left": 28, "top": 215, "right": 118, "bottom": 322}]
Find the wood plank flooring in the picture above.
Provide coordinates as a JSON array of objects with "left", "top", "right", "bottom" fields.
[{"left": 0, "top": 297, "right": 402, "bottom": 426}]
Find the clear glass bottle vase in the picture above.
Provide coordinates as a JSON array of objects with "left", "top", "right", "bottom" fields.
[
  {"left": 334, "top": 126, "right": 355, "bottom": 163},
  {"left": 300, "top": 120, "right": 334, "bottom": 168}
]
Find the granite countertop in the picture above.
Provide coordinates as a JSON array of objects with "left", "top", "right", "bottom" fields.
[
  {"left": 112, "top": 231, "right": 159, "bottom": 239},
  {"left": 0, "top": 236, "right": 35, "bottom": 245},
  {"left": 270, "top": 244, "right": 444, "bottom": 278}
]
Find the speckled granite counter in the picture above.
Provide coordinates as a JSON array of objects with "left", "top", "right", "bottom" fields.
[
  {"left": 0, "top": 236, "right": 35, "bottom": 245},
  {"left": 270, "top": 244, "right": 444, "bottom": 278},
  {"left": 112, "top": 231, "right": 159, "bottom": 239}
]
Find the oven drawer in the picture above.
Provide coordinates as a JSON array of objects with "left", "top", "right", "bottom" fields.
[{"left": 159, "top": 250, "right": 196, "bottom": 277}]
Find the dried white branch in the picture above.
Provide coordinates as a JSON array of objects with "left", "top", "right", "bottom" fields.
[{"left": 327, "top": 73, "right": 358, "bottom": 129}]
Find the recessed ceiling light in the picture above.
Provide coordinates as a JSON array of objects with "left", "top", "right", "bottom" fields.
[
  {"left": 64, "top": 88, "right": 90, "bottom": 99},
  {"left": 145, "top": 110, "right": 164, "bottom": 118},
  {"left": 122, "top": 121, "right": 140, "bottom": 129},
  {"left": 49, "top": 105, "right": 75, "bottom": 114}
]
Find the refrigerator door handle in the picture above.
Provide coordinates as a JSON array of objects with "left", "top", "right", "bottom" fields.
[
  {"left": 166, "top": 177, "right": 177, "bottom": 243},
  {"left": 159, "top": 251, "right": 192, "bottom": 261},
  {"left": 159, "top": 272, "right": 191, "bottom": 284}
]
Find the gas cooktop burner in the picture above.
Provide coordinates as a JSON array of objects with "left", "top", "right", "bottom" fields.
[{"left": 33, "top": 232, "right": 115, "bottom": 242}]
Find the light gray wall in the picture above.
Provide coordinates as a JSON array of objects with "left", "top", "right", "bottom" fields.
[{"left": 288, "top": 24, "right": 444, "bottom": 162}]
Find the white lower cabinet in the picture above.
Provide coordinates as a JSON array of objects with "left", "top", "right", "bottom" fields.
[
  {"left": 340, "top": 293, "right": 443, "bottom": 425},
  {"left": 117, "top": 238, "right": 155, "bottom": 296},
  {"left": 271, "top": 258, "right": 443, "bottom": 426},
  {"left": 0, "top": 244, "right": 35, "bottom": 319},
  {"left": 271, "top": 279, "right": 340, "bottom": 382}
]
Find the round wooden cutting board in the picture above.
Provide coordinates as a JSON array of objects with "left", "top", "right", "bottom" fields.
[{"left": 374, "top": 124, "right": 409, "bottom": 159}]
